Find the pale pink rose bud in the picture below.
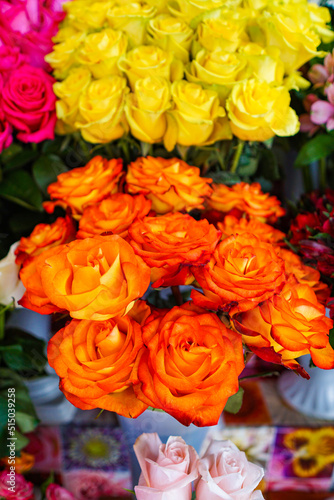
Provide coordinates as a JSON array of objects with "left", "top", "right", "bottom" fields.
[
  {"left": 134, "top": 433, "right": 199, "bottom": 500},
  {"left": 196, "top": 440, "right": 264, "bottom": 500}
]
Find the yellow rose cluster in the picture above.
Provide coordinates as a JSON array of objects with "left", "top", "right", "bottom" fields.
[{"left": 46, "top": 0, "right": 334, "bottom": 146}]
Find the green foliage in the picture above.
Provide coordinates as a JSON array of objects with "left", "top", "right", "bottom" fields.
[
  {"left": 223, "top": 386, "right": 244, "bottom": 414},
  {"left": 33, "top": 155, "right": 68, "bottom": 194},
  {"left": 295, "top": 135, "right": 334, "bottom": 167},
  {"left": 0, "top": 369, "right": 39, "bottom": 457}
]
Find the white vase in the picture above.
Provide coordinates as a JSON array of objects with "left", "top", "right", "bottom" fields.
[
  {"left": 118, "top": 410, "right": 223, "bottom": 487},
  {"left": 278, "top": 354, "right": 334, "bottom": 419}
]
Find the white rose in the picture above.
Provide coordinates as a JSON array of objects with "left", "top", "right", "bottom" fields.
[{"left": 0, "top": 242, "right": 25, "bottom": 306}]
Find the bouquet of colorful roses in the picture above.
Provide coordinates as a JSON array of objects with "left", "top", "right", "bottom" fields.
[
  {"left": 45, "top": 0, "right": 333, "bottom": 148},
  {"left": 0, "top": 0, "right": 68, "bottom": 151},
  {"left": 11, "top": 154, "right": 334, "bottom": 428}
]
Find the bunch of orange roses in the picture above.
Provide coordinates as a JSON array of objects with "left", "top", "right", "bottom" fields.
[{"left": 15, "top": 155, "right": 334, "bottom": 427}]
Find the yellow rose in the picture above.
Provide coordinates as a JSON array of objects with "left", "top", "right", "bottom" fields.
[
  {"left": 226, "top": 78, "right": 300, "bottom": 141},
  {"left": 45, "top": 33, "right": 85, "bottom": 79},
  {"left": 258, "top": 12, "right": 326, "bottom": 73},
  {"left": 63, "top": 1, "right": 113, "bottom": 31},
  {"left": 54, "top": 67, "right": 92, "bottom": 130},
  {"left": 167, "top": 0, "right": 239, "bottom": 21},
  {"left": 186, "top": 49, "right": 248, "bottom": 103},
  {"left": 308, "top": 4, "right": 334, "bottom": 44},
  {"left": 193, "top": 8, "right": 249, "bottom": 55},
  {"left": 125, "top": 76, "right": 171, "bottom": 143},
  {"left": 146, "top": 0, "right": 169, "bottom": 13},
  {"left": 239, "top": 43, "right": 284, "bottom": 84},
  {"left": 146, "top": 15, "right": 193, "bottom": 63},
  {"left": 76, "top": 28, "right": 127, "bottom": 78},
  {"left": 164, "top": 80, "right": 231, "bottom": 151},
  {"left": 52, "top": 26, "right": 79, "bottom": 44},
  {"left": 75, "top": 76, "right": 129, "bottom": 143},
  {"left": 107, "top": 2, "right": 156, "bottom": 48},
  {"left": 118, "top": 45, "right": 184, "bottom": 90}
]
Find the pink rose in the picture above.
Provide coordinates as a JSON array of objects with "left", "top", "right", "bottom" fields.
[
  {"left": 2, "top": 64, "right": 56, "bottom": 143},
  {"left": 196, "top": 440, "right": 264, "bottom": 500},
  {"left": 46, "top": 484, "right": 77, "bottom": 500},
  {"left": 134, "top": 433, "right": 198, "bottom": 500},
  {"left": 0, "top": 0, "right": 65, "bottom": 70},
  {"left": 0, "top": 114, "right": 13, "bottom": 153},
  {"left": 0, "top": 45, "right": 26, "bottom": 75},
  {"left": 0, "top": 471, "right": 34, "bottom": 500}
]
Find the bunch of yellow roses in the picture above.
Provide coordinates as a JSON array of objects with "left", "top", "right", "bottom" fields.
[{"left": 46, "top": 0, "right": 334, "bottom": 148}]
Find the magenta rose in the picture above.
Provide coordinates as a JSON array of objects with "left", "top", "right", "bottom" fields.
[
  {"left": 0, "top": 0, "right": 65, "bottom": 70},
  {"left": 0, "top": 114, "right": 13, "bottom": 152},
  {"left": 46, "top": 484, "right": 76, "bottom": 500},
  {"left": 2, "top": 64, "right": 56, "bottom": 143},
  {"left": 0, "top": 471, "right": 34, "bottom": 500},
  {"left": 0, "top": 45, "right": 26, "bottom": 75}
]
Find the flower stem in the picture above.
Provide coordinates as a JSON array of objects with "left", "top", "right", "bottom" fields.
[
  {"left": 319, "top": 157, "right": 327, "bottom": 193},
  {"left": 302, "top": 165, "right": 313, "bottom": 193},
  {"left": 230, "top": 140, "right": 244, "bottom": 173},
  {"left": 172, "top": 286, "right": 183, "bottom": 306}
]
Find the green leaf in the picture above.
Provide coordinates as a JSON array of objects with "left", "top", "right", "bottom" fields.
[
  {"left": 1, "top": 346, "right": 39, "bottom": 373},
  {"left": 0, "top": 144, "right": 23, "bottom": 164},
  {"left": 208, "top": 171, "right": 241, "bottom": 185},
  {"left": 0, "top": 170, "right": 43, "bottom": 211},
  {"left": 224, "top": 386, "right": 244, "bottom": 414},
  {"left": 3, "top": 150, "right": 39, "bottom": 172},
  {"left": 15, "top": 411, "right": 38, "bottom": 434},
  {"left": 32, "top": 155, "right": 68, "bottom": 194},
  {"left": 40, "top": 473, "right": 55, "bottom": 498},
  {"left": 295, "top": 135, "right": 334, "bottom": 167},
  {"left": 329, "top": 327, "right": 334, "bottom": 350}
]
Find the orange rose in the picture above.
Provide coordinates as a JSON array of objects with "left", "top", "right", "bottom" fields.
[
  {"left": 128, "top": 212, "right": 221, "bottom": 287},
  {"left": 77, "top": 193, "right": 152, "bottom": 239},
  {"left": 207, "top": 182, "right": 285, "bottom": 223},
  {"left": 15, "top": 216, "right": 76, "bottom": 266},
  {"left": 133, "top": 302, "right": 244, "bottom": 426},
  {"left": 218, "top": 215, "right": 285, "bottom": 244},
  {"left": 233, "top": 280, "right": 334, "bottom": 377},
  {"left": 48, "top": 315, "right": 147, "bottom": 417},
  {"left": 39, "top": 235, "right": 150, "bottom": 321},
  {"left": 277, "top": 248, "right": 331, "bottom": 305},
  {"left": 19, "top": 246, "right": 65, "bottom": 315},
  {"left": 43, "top": 156, "right": 123, "bottom": 217},
  {"left": 191, "top": 233, "right": 286, "bottom": 315},
  {"left": 1, "top": 452, "right": 34, "bottom": 474},
  {"left": 125, "top": 156, "right": 212, "bottom": 214}
]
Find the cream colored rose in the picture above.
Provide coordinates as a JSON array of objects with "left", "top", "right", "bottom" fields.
[
  {"left": 147, "top": 15, "right": 193, "bottom": 63},
  {"left": 0, "top": 243, "right": 25, "bottom": 307},
  {"left": 107, "top": 2, "right": 156, "bottom": 48},
  {"left": 75, "top": 76, "right": 129, "bottom": 143},
  {"left": 76, "top": 28, "right": 127, "bottom": 79},
  {"left": 118, "top": 45, "right": 184, "bottom": 90},
  {"left": 226, "top": 78, "right": 300, "bottom": 141},
  {"left": 164, "top": 80, "right": 231, "bottom": 150},
  {"left": 125, "top": 76, "right": 171, "bottom": 143},
  {"left": 54, "top": 67, "right": 92, "bottom": 130}
]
